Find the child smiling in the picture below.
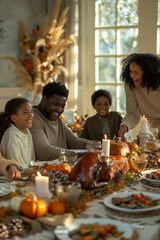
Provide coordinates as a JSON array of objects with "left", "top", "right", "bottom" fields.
[
  {"left": 80, "top": 89, "right": 122, "bottom": 141},
  {"left": 0, "top": 98, "right": 35, "bottom": 165}
]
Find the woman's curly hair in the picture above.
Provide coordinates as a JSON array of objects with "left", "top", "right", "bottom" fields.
[{"left": 120, "top": 53, "right": 160, "bottom": 92}]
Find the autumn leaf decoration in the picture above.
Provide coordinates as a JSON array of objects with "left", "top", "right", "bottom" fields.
[{"left": 2, "top": 0, "right": 75, "bottom": 98}]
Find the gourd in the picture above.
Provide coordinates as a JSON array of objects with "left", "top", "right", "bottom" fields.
[
  {"left": 20, "top": 194, "right": 48, "bottom": 218},
  {"left": 10, "top": 196, "right": 24, "bottom": 212},
  {"left": 127, "top": 142, "right": 139, "bottom": 150},
  {"left": 46, "top": 163, "right": 71, "bottom": 175},
  {"left": 110, "top": 138, "right": 130, "bottom": 157}
]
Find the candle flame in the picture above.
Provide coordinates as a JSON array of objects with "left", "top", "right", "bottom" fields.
[
  {"left": 104, "top": 134, "right": 107, "bottom": 139},
  {"left": 142, "top": 115, "right": 145, "bottom": 118},
  {"left": 37, "top": 171, "right": 41, "bottom": 177}
]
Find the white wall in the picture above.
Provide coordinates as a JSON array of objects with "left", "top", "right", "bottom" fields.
[{"left": 0, "top": 0, "right": 54, "bottom": 110}]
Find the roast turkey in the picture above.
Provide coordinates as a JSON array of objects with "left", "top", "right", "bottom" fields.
[{"left": 69, "top": 152, "right": 112, "bottom": 189}]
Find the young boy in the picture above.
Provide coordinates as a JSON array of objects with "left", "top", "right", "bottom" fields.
[{"left": 80, "top": 89, "right": 122, "bottom": 141}]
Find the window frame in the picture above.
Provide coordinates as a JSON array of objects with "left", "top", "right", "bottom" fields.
[{"left": 78, "top": 0, "right": 158, "bottom": 117}]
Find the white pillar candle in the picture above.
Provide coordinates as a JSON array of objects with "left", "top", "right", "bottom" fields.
[
  {"left": 35, "top": 171, "right": 50, "bottom": 198},
  {"left": 102, "top": 135, "right": 110, "bottom": 158},
  {"left": 139, "top": 115, "right": 149, "bottom": 134}
]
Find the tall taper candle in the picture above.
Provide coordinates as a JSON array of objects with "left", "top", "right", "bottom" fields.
[{"left": 102, "top": 135, "right": 110, "bottom": 158}]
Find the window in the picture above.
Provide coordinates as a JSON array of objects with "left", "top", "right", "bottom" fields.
[
  {"left": 95, "top": 0, "right": 138, "bottom": 114},
  {"left": 78, "top": 0, "right": 159, "bottom": 117}
]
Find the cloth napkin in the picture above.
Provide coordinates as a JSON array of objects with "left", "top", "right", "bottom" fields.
[{"left": 0, "top": 176, "right": 10, "bottom": 183}]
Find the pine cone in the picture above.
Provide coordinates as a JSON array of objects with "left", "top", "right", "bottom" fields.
[
  {"left": 47, "top": 169, "right": 68, "bottom": 190},
  {"left": 112, "top": 169, "right": 124, "bottom": 183},
  {"left": 0, "top": 223, "right": 9, "bottom": 239},
  {"left": 8, "top": 218, "right": 23, "bottom": 232}
]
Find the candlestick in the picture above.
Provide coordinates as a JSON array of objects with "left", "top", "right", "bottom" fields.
[
  {"left": 139, "top": 115, "right": 149, "bottom": 134},
  {"left": 35, "top": 172, "right": 51, "bottom": 201},
  {"left": 102, "top": 135, "right": 110, "bottom": 158}
]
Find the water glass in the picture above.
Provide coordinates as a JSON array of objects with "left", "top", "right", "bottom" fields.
[
  {"left": 56, "top": 181, "right": 81, "bottom": 204},
  {"left": 86, "top": 141, "right": 102, "bottom": 152},
  {"left": 59, "top": 149, "right": 78, "bottom": 164},
  {"left": 149, "top": 128, "right": 158, "bottom": 139},
  {"left": 130, "top": 153, "right": 148, "bottom": 171}
]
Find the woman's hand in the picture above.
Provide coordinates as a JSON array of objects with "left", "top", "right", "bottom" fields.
[
  {"left": 118, "top": 125, "right": 128, "bottom": 140},
  {"left": 8, "top": 165, "right": 21, "bottom": 181}
]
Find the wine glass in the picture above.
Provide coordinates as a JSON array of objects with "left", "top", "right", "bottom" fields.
[
  {"left": 86, "top": 141, "right": 102, "bottom": 152},
  {"left": 149, "top": 128, "right": 158, "bottom": 140}
]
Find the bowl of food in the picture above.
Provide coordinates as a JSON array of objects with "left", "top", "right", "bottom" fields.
[{"left": 56, "top": 181, "right": 81, "bottom": 204}]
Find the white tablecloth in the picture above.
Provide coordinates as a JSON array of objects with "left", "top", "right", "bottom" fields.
[{"left": 0, "top": 162, "right": 160, "bottom": 240}]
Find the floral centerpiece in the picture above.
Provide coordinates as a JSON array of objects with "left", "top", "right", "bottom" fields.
[
  {"left": 60, "top": 110, "right": 88, "bottom": 137},
  {"left": 3, "top": 0, "right": 75, "bottom": 98}
]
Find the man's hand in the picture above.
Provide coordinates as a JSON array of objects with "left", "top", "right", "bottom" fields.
[
  {"left": 118, "top": 125, "right": 128, "bottom": 140},
  {"left": 8, "top": 165, "right": 21, "bottom": 181}
]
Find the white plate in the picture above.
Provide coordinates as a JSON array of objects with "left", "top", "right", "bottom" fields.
[
  {"left": 140, "top": 180, "right": 160, "bottom": 191},
  {"left": 141, "top": 169, "right": 160, "bottom": 184},
  {"left": 54, "top": 218, "right": 133, "bottom": 239},
  {"left": 103, "top": 191, "right": 160, "bottom": 213}
]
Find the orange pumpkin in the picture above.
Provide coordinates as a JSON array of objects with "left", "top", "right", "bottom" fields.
[
  {"left": 46, "top": 164, "right": 58, "bottom": 171},
  {"left": 49, "top": 199, "right": 65, "bottom": 215},
  {"left": 59, "top": 163, "right": 71, "bottom": 174},
  {"left": 110, "top": 141, "right": 130, "bottom": 157},
  {"left": 46, "top": 163, "right": 71, "bottom": 175},
  {"left": 20, "top": 194, "right": 48, "bottom": 218},
  {"left": 128, "top": 142, "right": 139, "bottom": 150}
]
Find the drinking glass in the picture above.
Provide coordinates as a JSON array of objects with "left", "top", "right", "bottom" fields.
[
  {"left": 145, "top": 139, "right": 158, "bottom": 151},
  {"left": 110, "top": 158, "right": 129, "bottom": 178},
  {"left": 149, "top": 128, "right": 158, "bottom": 139},
  {"left": 56, "top": 181, "right": 81, "bottom": 204},
  {"left": 130, "top": 153, "right": 148, "bottom": 171},
  {"left": 59, "top": 149, "right": 78, "bottom": 164},
  {"left": 86, "top": 141, "right": 102, "bottom": 152}
]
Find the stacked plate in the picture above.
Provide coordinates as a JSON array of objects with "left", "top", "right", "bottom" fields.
[{"left": 140, "top": 169, "right": 160, "bottom": 191}]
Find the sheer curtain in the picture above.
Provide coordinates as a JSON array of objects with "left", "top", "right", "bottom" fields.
[
  {"left": 48, "top": 0, "right": 78, "bottom": 110},
  {"left": 61, "top": 0, "right": 78, "bottom": 110}
]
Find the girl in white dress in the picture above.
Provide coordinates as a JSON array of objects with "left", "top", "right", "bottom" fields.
[{"left": 0, "top": 97, "right": 35, "bottom": 165}]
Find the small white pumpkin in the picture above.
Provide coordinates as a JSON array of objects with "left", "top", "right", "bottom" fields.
[{"left": 10, "top": 196, "right": 24, "bottom": 212}]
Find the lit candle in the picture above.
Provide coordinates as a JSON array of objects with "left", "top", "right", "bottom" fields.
[
  {"left": 139, "top": 115, "right": 149, "bottom": 134},
  {"left": 102, "top": 135, "right": 110, "bottom": 158},
  {"left": 35, "top": 172, "right": 50, "bottom": 199}
]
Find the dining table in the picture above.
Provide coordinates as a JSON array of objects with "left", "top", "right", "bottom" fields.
[{"left": 0, "top": 157, "right": 160, "bottom": 240}]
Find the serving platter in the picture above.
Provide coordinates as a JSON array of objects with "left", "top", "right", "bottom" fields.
[
  {"left": 54, "top": 218, "right": 133, "bottom": 239},
  {"left": 103, "top": 191, "right": 160, "bottom": 213},
  {"left": 141, "top": 169, "right": 160, "bottom": 184}
]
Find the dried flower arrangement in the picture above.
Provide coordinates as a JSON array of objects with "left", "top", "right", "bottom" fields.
[
  {"left": 60, "top": 111, "right": 88, "bottom": 137},
  {"left": 2, "top": 0, "right": 75, "bottom": 98}
]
